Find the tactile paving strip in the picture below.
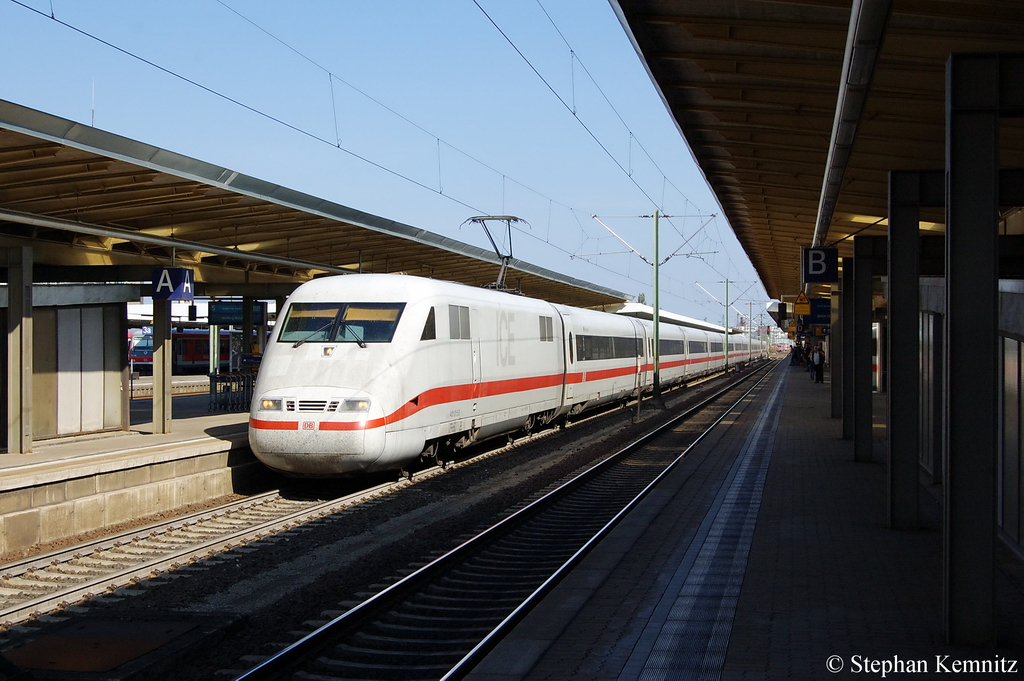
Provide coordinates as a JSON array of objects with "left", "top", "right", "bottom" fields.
[{"left": 624, "top": 371, "right": 787, "bottom": 680}]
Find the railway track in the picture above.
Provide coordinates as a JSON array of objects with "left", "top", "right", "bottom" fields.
[
  {"left": 0, "top": 481, "right": 414, "bottom": 627},
  {"left": 234, "top": 360, "right": 780, "bottom": 681},
  {"left": 0, "top": 390, "right": 625, "bottom": 630}
]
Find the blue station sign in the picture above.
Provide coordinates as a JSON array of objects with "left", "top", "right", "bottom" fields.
[
  {"left": 209, "top": 301, "right": 266, "bottom": 326},
  {"left": 802, "top": 248, "right": 839, "bottom": 284},
  {"left": 151, "top": 268, "right": 195, "bottom": 301}
]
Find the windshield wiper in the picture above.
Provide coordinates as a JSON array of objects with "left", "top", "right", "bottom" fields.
[
  {"left": 341, "top": 323, "right": 367, "bottom": 348},
  {"left": 292, "top": 321, "right": 334, "bottom": 348}
]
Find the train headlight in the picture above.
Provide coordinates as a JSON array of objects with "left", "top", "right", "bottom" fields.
[
  {"left": 340, "top": 399, "right": 370, "bottom": 412},
  {"left": 260, "top": 398, "right": 284, "bottom": 411}
]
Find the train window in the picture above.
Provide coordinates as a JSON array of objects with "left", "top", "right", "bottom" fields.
[
  {"left": 576, "top": 335, "right": 641, "bottom": 361},
  {"left": 449, "top": 305, "right": 471, "bottom": 340},
  {"left": 333, "top": 304, "right": 405, "bottom": 343},
  {"left": 710, "top": 341, "right": 724, "bottom": 353},
  {"left": 688, "top": 340, "right": 708, "bottom": 354},
  {"left": 420, "top": 307, "right": 436, "bottom": 341},
  {"left": 659, "top": 339, "right": 686, "bottom": 356},
  {"left": 539, "top": 316, "right": 554, "bottom": 342},
  {"left": 132, "top": 336, "right": 153, "bottom": 356},
  {"left": 279, "top": 303, "right": 341, "bottom": 343},
  {"left": 278, "top": 303, "right": 405, "bottom": 344}
]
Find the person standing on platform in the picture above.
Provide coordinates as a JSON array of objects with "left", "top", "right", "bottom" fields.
[{"left": 810, "top": 344, "right": 825, "bottom": 383}]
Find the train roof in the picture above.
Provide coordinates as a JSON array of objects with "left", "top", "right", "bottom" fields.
[{"left": 610, "top": 302, "right": 726, "bottom": 334}]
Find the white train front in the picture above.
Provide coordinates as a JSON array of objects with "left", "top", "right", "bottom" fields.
[{"left": 249, "top": 274, "right": 761, "bottom": 476}]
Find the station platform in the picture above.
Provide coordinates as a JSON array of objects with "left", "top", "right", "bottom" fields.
[
  {"left": 467, "top": 362, "right": 1024, "bottom": 680},
  {"left": 0, "top": 393, "right": 256, "bottom": 558}
]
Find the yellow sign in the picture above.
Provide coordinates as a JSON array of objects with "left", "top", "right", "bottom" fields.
[{"left": 794, "top": 292, "right": 810, "bottom": 316}]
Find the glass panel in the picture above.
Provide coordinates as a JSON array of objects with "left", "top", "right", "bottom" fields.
[
  {"left": 332, "top": 304, "right": 405, "bottom": 343},
  {"left": 1006, "top": 337, "right": 1021, "bottom": 540},
  {"left": 421, "top": 307, "right": 436, "bottom": 341},
  {"left": 278, "top": 303, "right": 341, "bottom": 343},
  {"left": 278, "top": 303, "right": 405, "bottom": 344},
  {"left": 449, "top": 305, "right": 462, "bottom": 339}
]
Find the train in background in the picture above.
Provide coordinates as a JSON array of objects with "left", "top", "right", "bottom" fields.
[
  {"left": 249, "top": 274, "right": 767, "bottom": 477},
  {"left": 129, "top": 328, "right": 239, "bottom": 374}
]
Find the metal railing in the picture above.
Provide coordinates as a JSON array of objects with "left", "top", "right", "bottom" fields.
[{"left": 209, "top": 373, "right": 256, "bottom": 412}]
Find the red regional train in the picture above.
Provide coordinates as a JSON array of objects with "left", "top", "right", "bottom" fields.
[{"left": 129, "top": 328, "right": 236, "bottom": 374}]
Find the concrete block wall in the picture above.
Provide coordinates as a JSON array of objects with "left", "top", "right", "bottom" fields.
[{"left": 0, "top": 440, "right": 269, "bottom": 556}]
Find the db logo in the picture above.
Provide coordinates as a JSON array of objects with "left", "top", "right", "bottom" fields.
[{"left": 302, "top": 421, "right": 316, "bottom": 431}]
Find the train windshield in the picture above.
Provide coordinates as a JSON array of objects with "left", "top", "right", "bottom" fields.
[
  {"left": 278, "top": 303, "right": 406, "bottom": 345},
  {"left": 130, "top": 336, "right": 153, "bottom": 356}
]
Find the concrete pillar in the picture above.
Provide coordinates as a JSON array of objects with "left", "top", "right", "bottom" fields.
[
  {"left": 944, "top": 53, "right": 1000, "bottom": 647},
  {"left": 841, "top": 258, "right": 854, "bottom": 440},
  {"left": 152, "top": 298, "right": 172, "bottom": 433},
  {"left": 256, "top": 302, "right": 268, "bottom": 355},
  {"left": 5, "top": 246, "right": 32, "bottom": 453},
  {"left": 830, "top": 279, "right": 842, "bottom": 419},
  {"left": 242, "top": 295, "right": 254, "bottom": 357},
  {"left": 208, "top": 324, "right": 220, "bottom": 374},
  {"left": 853, "top": 237, "right": 873, "bottom": 462},
  {"left": 887, "top": 171, "right": 922, "bottom": 529}
]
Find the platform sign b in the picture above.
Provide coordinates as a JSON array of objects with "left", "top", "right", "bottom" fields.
[{"left": 802, "top": 248, "right": 839, "bottom": 283}]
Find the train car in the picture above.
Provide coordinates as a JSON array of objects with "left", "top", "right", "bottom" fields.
[
  {"left": 129, "top": 328, "right": 236, "bottom": 374},
  {"left": 248, "top": 274, "right": 739, "bottom": 477},
  {"left": 553, "top": 303, "right": 649, "bottom": 416}
]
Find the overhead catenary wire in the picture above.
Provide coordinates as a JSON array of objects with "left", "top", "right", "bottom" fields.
[
  {"left": 217, "top": 2, "right": 730, "bottom": 281},
  {"left": 472, "top": 0, "right": 662, "bottom": 213},
  {"left": 7, "top": 0, "right": 486, "bottom": 215},
  {"left": 8, "top": 0, "right": 765, "bottom": 312},
  {"left": 533, "top": 0, "right": 700, "bottom": 213}
]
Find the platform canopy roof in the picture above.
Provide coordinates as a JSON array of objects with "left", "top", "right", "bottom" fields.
[
  {"left": 0, "top": 99, "right": 628, "bottom": 309},
  {"left": 612, "top": 0, "right": 1024, "bottom": 301}
]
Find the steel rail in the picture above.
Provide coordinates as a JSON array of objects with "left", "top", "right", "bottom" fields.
[
  {"left": 0, "top": 481, "right": 404, "bottom": 626},
  {"left": 444, "top": 360, "right": 781, "bottom": 680},
  {"left": 0, "top": 410, "right": 587, "bottom": 628},
  {"left": 233, "top": 360, "right": 780, "bottom": 681}
]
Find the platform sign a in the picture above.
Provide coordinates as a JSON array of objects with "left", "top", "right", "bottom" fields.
[
  {"left": 151, "top": 267, "right": 194, "bottom": 301},
  {"left": 802, "top": 247, "right": 839, "bottom": 283}
]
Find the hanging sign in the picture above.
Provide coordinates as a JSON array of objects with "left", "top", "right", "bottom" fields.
[
  {"left": 151, "top": 268, "right": 194, "bottom": 301},
  {"left": 794, "top": 292, "right": 810, "bottom": 316},
  {"left": 802, "top": 248, "right": 839, "bottom": 283},
  {"left": 209, "top": 302, "right": 266, "bottom": 325}
]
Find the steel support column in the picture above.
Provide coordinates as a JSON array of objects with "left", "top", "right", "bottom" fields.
[
  {"left": 842, "top": 258, "right": 854, "bottom": 440},
  {"left": 944, "top": 52, "right": 1001, "bottom": 647},
  {"left": 242, "top": 295, "right": 254, "bottom": 360},
  {"left": 5, "top": 247, "right": 32, "bottom": 454},
  {"left": 830, "top": 279, "right": 842, "bottom": 419},
  {"left": 152, "top": 298, "right": 173, "bottom": 434},
  {"left": 887, "top": 171, "right": 922, "bottom": 529},
  {"left": 853, "top": 237, "right": 874, "bottom": 462}
]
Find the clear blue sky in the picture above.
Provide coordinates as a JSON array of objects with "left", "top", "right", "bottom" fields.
[{"left": 1, "top": 0, "right": 770, "bottom": 327}]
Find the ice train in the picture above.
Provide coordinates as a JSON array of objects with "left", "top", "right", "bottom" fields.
[{"left": 248, "top": 274, "right": 765, "bottom": 476}]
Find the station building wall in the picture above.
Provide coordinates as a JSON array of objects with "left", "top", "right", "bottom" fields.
[{"left": 1, "top": 284, "right": 135, "bottom": 448}]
